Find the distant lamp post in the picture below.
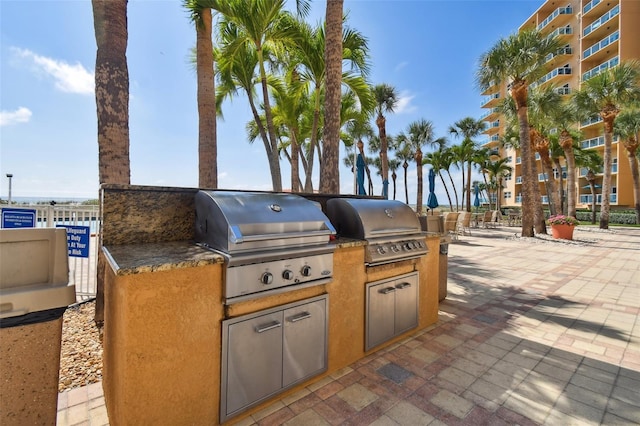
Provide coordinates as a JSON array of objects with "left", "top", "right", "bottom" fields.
[{"left": 6, "top": 174, "right": 13, "bottom": 205}]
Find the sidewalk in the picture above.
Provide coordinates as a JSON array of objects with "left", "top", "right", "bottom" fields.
[{"left": 57, "top": 225, "right": 640, "bottom": 425}]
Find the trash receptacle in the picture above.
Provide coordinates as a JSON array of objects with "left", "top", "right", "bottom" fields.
[
  {"left": 0, "top": 228, "right": 76, "bottom": 426},
  {"left": 438, "top": 235, "right": 451, "bottom": 301}
]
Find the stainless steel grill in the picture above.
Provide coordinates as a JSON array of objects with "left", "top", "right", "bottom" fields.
[
  {"left": 195, "top": 190, "right": 335, "bottom": 303},
  {"left": 326, "top": 198, "right": 427, "bottom": 266}
]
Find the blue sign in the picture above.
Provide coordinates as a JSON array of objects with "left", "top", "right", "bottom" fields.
[
  {"left": 57, "top": 225, "right": 91, "bottom": 258},
  {"left": 1, "top": 208, "right": 36, "bottom": 228}
]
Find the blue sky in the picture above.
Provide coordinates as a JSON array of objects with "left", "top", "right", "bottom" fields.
[{"left": 0, "top": 0, "right": 540, "bottom": 201}]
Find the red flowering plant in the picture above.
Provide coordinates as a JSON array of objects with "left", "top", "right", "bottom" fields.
[{"left": 547, "top": 215, "right": 579, "bottom": 226}]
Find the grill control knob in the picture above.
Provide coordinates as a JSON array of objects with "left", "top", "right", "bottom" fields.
[
  {"left": 261, "top": 272, "right": 274, "bottom": 285},
  {"left": 301, "top": 265, "right": 312, "bottom": 276},
  {"left": 282, "top": 269, "right": 294, "bottom": 280},
  {"left": 377, "top": 246, "right": 387, "bottom": 255}
]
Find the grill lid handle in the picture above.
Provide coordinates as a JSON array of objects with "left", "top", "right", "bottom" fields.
[{"left": 228, "top": 225, "right": 334, "bottom": 244}]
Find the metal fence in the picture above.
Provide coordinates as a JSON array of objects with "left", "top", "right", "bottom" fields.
[{"left": 18, "top": 204, "right": 99, "bottom": 303}]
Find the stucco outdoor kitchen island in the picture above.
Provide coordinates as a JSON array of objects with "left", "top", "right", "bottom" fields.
[{"left": 99, "top": 185, "right": 441, "bottom": 425}]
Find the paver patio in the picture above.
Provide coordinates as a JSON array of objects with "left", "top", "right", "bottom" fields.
[{"left": 57, "top": 225, "right": 640, "bottom": 425}]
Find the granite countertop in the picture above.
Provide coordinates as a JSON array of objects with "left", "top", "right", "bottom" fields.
[
  {"left": 103, "top": 241, "right": 224, "bottom": 275},
  {"left": 103, "top": 238, "right": 367, "bottom": 276}
]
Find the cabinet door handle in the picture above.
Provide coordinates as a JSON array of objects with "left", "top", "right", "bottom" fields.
[
  {"left": 395, "top": 282, "right": 412, "bottom": 289},
  {"left": 379, "top": 287, "right": 396, "bottom": 294},
  {"left": 255, "top": 320, "right": 282, "bottom": 333},
  {"left": 287, "top": 312, "right": 311, "bottom": 323}
]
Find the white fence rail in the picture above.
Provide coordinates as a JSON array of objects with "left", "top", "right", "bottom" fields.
[{"left": 4, "top": 204, "right": 100, "bottom": 304}]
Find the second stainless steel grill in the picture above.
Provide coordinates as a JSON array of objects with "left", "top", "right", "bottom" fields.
[
  {"left": 326, "top": 198, "right": 427, "bottom": 266},
  {"left": 194, "top": 190, "right": 335, "bottom": 303}
]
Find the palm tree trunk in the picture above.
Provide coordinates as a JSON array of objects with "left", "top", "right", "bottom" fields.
[
  {"left": 196, "top": 7, "right": 216, "bottom": 188},
  {"left": 600, "top": 116, "right": 616, "bottom": 229},
  {"left": 530, "top": 150, "right": 547, "bottom": 234},
  {"left": 466, "top": 162, "right": 472, "bottom": 212},
  {"left": 257, "top": 46, "right": 282, "bottom": 192},
  {"left": 93, "top": 0, "right": 130, "bottom": 185},
  {"left": 92, "top": 0, "right": 130, "bottom": 326},
  {"left": 539, "top": 152, "right": 560, "bottom": 216},
  {"left": 320, "top": 0, "right": 343, "bottom": 194},
  {"left": 513, "top": 85, "right": 535, "bottom": 237},
  {"left": 416, "top": 150, "right": 423, "bottom": 214},
  {"left": 447, "top": 171, "right": 459, "bottom": 211},
  {"left": 376, "top": 114, "right": 389, "bottom": 199},
  {"left": 403, "top": 162, "right": 409, "bottom": 204},
  {"left": 624, "top": 142, "right": 640, "bottom": 224},
  {"left": 392, "top": 171, "right": 397, "bottom": 200},
  {"left": 439, "top": 173, "right": 453, "bottom": 210},
  {"left": 553, "top": 157, "right": 566, "bottom": 214},
  {"left": 290, "top": 130, "right": 300, "bottom": 192},
  {"left": 304, "top": 97, "right": 321, "bottom": 192}
]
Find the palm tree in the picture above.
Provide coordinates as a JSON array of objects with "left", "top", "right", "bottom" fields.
[
  {"left": 388, "top": 158, "right": 401, "bottom": 200},
  {"left": 92, "top": 0, "right": 130, "bottom": 185},
  {"left": 423, "top": 150, "right": 454, "bottom": 210},
  {"left": 484, "top": 158, "right": 512, "bottom": 211},
  {"left": 504, "top": 86, "right": 566, "bottom": 216},
  {"left": 574, "top": 149, "right": 603, "bottom": 224},
  {"left": 373, "top": 83, "right": 398, "bottom": 199},
  {"left": 289, "top": 19, "right": 371, "bottom": 192},
  {"left": 397, "top": 119, "right": 438, "bottom": 215},
  {"left": 614, "top": 109, "right": 640, "bottom": 224},
  {"left": 184, "top": 0, "right": 217, "bottom": 188},
  {"left": 92, "top": 0, "right": 130, "bottom": 326},
  {"left": 477, "top": 29, "right": 561, "bottom": 236},
  {"left": 573, "top": 61, "right": 640, "bottom": 228},
  {"left": 449, "top": 117, "right": 487, "bottom": 212},
  {"left": 213, "top": 0, "right": 296, "bottom": 192},
  {"left": 342, "top": 106, "right": 375, "bottom": 194},
  {"left": 395, "top": 144, "right": 413, "bottom": 204},
  {"left": 320, "top": 0, "right": 344, "bottom": 194},
  {"left": 270, "top": 69, "right": 309, "bottom": 192}
]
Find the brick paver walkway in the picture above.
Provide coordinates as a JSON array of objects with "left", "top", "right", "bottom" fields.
[{"left": 57, "top": 226, "right": 640, "bottom": 425}]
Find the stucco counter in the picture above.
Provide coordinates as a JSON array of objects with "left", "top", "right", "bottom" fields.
[{"left": 101, "top": 232, "right": 440, "bottom": 425}]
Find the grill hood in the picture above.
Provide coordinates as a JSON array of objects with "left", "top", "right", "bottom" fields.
[
  {"left": 326, "top": 198, "right": 422, "bottom": 240},
  {"left": 195, "top": 190, "right": 335, "bottom": 254}
]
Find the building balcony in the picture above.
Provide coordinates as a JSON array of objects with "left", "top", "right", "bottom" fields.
[
  {"left": 583, "top": 30, "right": 620, "bottom": 60},
  {"left": 581, "top": 135, "right": 619, "bottom": 149},
  {"left": 583, "top": 4, "right": 620, "bottom": 40},
  {"left": 480, "top": 107, "right": 500, "bottom": 121},
  {"left": 555, "top": 86, "right": 571, "bottom": 95},
  {"left": 545, "top": 46, "right": 572, "bottom": 63},
  {"left": 535, "top": 66, "right": 572, "bottom": 87},
  {"left": 583, "top": 0, "right": 618, "bottom": 18},
  {"left": 537, "top": 5, "right": 573, "bottom": 31},
  {"left": 580, "top": 193, "right": 617, "bottom": 204},
  {"left": 547, "top": 25, "right": 573, "bottom": 40},
  {"left": 583, "top": 56, "right": 619, "bottom": 81},
  {"left": 481, "top": 92, "right": 500, "bottom": 108},
  {"left": 581, "top": 115, "right": 603, "bottom": 128}
]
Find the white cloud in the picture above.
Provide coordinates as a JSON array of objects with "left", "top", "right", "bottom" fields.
[
  {"left": 11, "top": 47, "right": 94, "bottom": 95},
  {"left": 395, "top": 91, "right": 417, "bottom": 114},
  {"left": 394, "top": 61, "right": 408, "bottom": 72},
  {"left": 0, "top": 107, "right": 32, "bottom": 126}
]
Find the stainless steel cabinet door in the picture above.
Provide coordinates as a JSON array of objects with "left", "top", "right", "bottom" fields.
[
  {"left": 366, "top": 281, "right": 396, "bottom": 350},
  {"left": 282, "top": 298, "right": 327, "bottom": 387},
  {"left": 225, "top": 311, "right": 283, "bottom": 416},
  {"left": 394, "top": 274, "right": 418, "bottom": 335}
]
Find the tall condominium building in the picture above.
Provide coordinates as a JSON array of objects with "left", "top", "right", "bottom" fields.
[{"left": 481, "top": 0, "right": 640, "bottom": 210}]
